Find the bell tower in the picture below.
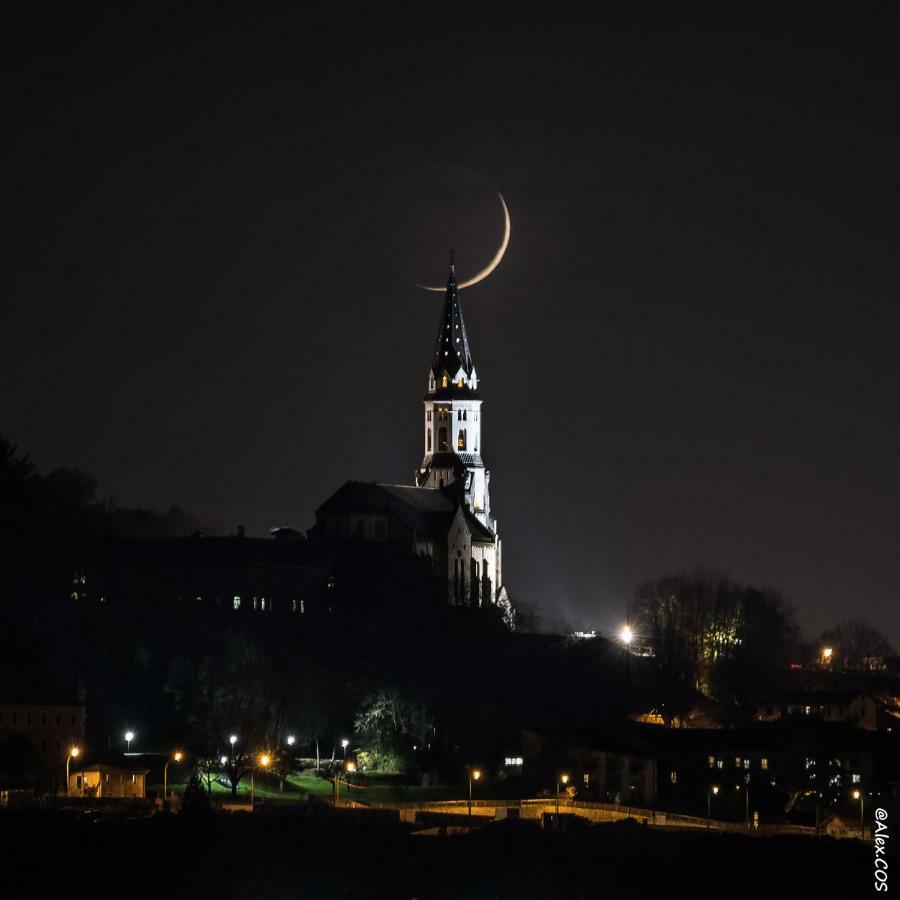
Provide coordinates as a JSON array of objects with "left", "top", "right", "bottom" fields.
[{"left": 415, "top": 257, "right": 493, "bottom": 530}]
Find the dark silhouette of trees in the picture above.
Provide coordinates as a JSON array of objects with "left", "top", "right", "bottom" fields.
[
  {"left": 631, "top": 568, "right": 800, "bottom": 723},
  {"left": 820, "top": 618, "right": 896, "bottom": 669}
]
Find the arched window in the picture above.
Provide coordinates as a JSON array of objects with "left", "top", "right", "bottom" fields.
[
  {"left": 427, "top": 429, "right": 432, "bottom": 451},
  {"left": 438, "top": 426, "right": 448, "bottom": 451},
  {"left": 457, "top": 429, "right": 467, "bottom": 450},
  {"left": 441, "top": 374, "right": 449, "bottom": 388}
]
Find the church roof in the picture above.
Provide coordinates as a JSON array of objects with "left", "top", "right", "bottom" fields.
[
  {"left": 316, "top": 481, "right": 496, "bottom": 544},
  {"left": 431, "top": 261, "right": 475, "bottom": 380},
  {"left": 317, "top": 481, "right": 457, "bottom": 541}
]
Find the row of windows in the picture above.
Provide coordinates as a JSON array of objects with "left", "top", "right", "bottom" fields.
[
  {"left": 428, "top": 427, "right": 474, "bottom": 453},
  {"left": 504, "top": 757, "right": 523, "bottom": 766},
  {"left": 230, "top": 596, "right": 306, "bottom": 613},
  {"left": 0, "top": 710, "right": 80, "bottom": 728},
  {"left": 708, "top": 756, "right": 769, "bottom": 770}
]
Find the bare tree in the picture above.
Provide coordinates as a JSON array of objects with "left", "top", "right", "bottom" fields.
[{"left": 820, "top": 619, "right": 895, "bottom": 669}]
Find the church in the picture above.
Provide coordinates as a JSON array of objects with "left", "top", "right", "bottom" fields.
[{"left": 314, "top": 260, "right": 513, "bottom": 624}]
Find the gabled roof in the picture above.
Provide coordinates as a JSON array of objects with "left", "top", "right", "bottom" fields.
[
  {"left": 430, "top": 263, "right": 475, "bottom": 381},
  {"left": 317, "top": 481, "right": 459, "bottom": 542}
]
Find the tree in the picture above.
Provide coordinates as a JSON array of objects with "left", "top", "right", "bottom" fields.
[
  {"left": 631, "top": 568, "right": 800, "bottom": 722},
  {"left": 820, "top": 619, "right": 896, "bottom": 670},
  {"left": 354, "top": 690, "right": 430, "bottom": 772},
  {"left": 180, "top": 772, "right": 211, "bottom": 817}
]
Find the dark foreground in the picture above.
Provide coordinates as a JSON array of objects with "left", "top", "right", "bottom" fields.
[{"left": 0, "top": 807, "right": 882, "bottom": 899}]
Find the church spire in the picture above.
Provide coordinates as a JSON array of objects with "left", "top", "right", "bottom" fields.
[{"left": 431, "top": 253, "right": 475, "bottom": 383}]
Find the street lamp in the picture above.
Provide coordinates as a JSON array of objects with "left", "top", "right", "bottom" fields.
[
  {"left": 468, "top": 769, "right": 481, "bottom": 820},
  {"left": 163, "top": 751, "right": 183, "bottom": 802},
  {"left": 821, "top": 646, "right": 833, "bottom": 663},
  {"left": 619, "top": 625, "right": 634, "bottom": 646},
  {"left": 229, "top": 734, "right": 238, "bottom": 748},
  {"left": 341, "top": 738, "right": 349, "bottom": 759},
  {"left": 251, "top": 753, "right": 271, "bottom": 808},
  {"left": 707, "top": 784, "right": 719, "bottom": 821},
  {"left": 853, "top": 789, "right": 865, "bottom": 838},
  {"left": 286, "top": 735, "right": 296, "bottom": 747},
  {"left": 124, "top": 730, "right": 135, "bottom": 752},
  {"left": 66, "top": 746, "right": 80, "bottom": 797},
  {"left": 557, "top": 773, "right": 570, "bottom": 817}
]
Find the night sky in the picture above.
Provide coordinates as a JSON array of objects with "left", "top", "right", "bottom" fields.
[{"left": 3, "top": 3, "right": 899, "bottom": 643}]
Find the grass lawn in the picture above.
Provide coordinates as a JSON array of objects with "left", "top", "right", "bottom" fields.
[{"left": 153, "top": 770, "right": 468, "bottom": 805}]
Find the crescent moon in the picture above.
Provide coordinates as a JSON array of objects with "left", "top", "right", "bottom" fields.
[{"left": 416, "top": 192, "right": 510, "bottom": 291}]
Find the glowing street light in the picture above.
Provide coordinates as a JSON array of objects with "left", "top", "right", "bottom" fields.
[
  {"left": 468, "top": 769, "right": 481, "bottom": 820},
  {"left": 557, "top": 773, "right": 570, "bottom": 817},
  {"left": 163, "top": 751, "right": 183, "bottom": 801},
  {"left": 251, "top": 753, "right": 271, "bottom": 808},
  {"left": 66, "top": 746, "right": 80, "bottom": 797},
  {"left": 821, "top": 646, "right": 833, "bottom": 663},
  {"left": 341, "top": 738, "right": 349, "bottom": 759},
  {"left": 707, "top": 784, "right": 719, "bottom": 821},
  {"left": 619, "top": 626, "right": 634, "bottom": 646},
  {"left": 220, "top": 755, "right": 228, "bottom": 766},
  {"left": 229, "top": 734, "right": 238, "bottom": 747},
  {"left": 124, "top": 730, "right": 135, "bottom": 752},
  {"left": 286, "top": 735, "right": 296, "bottom": 747},
  {"left": 853, "top": 789, "right": 865, "bottom": 838}
]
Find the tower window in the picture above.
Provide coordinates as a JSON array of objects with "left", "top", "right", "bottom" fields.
[
  {"left": 438, "top": 427, "right": 448, "bottom": 451},
  {"left": 457, "top": 429, "right": 467, "bottom": 450},
  {"left": 427, "top": 429, "right": 432, "bottom": 451},
  {"left": 426, "top": 410, "right": 432, "bottom": 422},
  {"left": 442, "top": 374, "right": 448, "bottom": 388}
]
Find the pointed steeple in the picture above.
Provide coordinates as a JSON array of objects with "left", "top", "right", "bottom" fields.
[{"left": 430, "top": 253, "right": 475, "bottom": 382}]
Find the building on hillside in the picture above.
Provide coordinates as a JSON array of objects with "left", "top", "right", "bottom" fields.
[
  {"left": 74, "top": 531, "right": 329, "bottom": 616},
  {"left": 755, "top": 691, "right": 880, "bottom": 731},
  {"left": 0, "top": 698, "right": 86, "bottom": 772},
  {"left": 313, "top": 259, "right": 512, "bottom": 622}
]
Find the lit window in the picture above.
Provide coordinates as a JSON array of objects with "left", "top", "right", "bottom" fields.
[
  {"left": 717, "top": 759, "right": 723, "bottom": 769},
  {"left": 761, "top": 758, "right": 768, "bottom": 770},
  {"left": 261, "top": 598, "right": 266, "bottom": 611},
  {"left": 708, "top": 756, "right": 715, "bottom": 769},
  {"left": 670, "top": 771, "right": 678, "bottom": 784},
  {"left": 851, "top": 774, "right": 861, "bottom": 784},
  {"left": 743, "top": 759, "right": 750, "bottom": 770},
  {"left": 233, "top": 596, "right": 241, "bottom": 610},
  {"left": 583, "top": 773, "right": 590, "bottom": 784},
  {"left": 457, "top": 429, "right": 467, "bottom": 450},
  {"left": 300, "top": 599, "right": 305, "bottom": 614},
  {"left": 735, "top": 757, "right": 741, "bottom": 768},
  {"left": 442, "top": 375, "right": 448, "bottom": 388}
]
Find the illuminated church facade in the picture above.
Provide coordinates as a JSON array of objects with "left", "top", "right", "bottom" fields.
[{"left": 314, "top": 262, "right": 511, "bottom": 622}]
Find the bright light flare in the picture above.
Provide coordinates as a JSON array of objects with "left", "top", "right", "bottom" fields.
[{"left": 619, "top": 626, "right": 634, "bottom": 645}]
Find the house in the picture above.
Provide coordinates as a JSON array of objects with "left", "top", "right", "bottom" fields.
[
  {"left": 755, "top": 691, "right": 879, "bottom": 731},
  {"left": 68, "top": 758, "right": 149, "bottom": 799}
]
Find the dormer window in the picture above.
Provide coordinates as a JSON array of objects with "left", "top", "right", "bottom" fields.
[
  {"left": 457, "top": 377, "right": 464, "bottom": 387},
  {"left": 442, "top": 374, "right": 448, "bottom": 388}
]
